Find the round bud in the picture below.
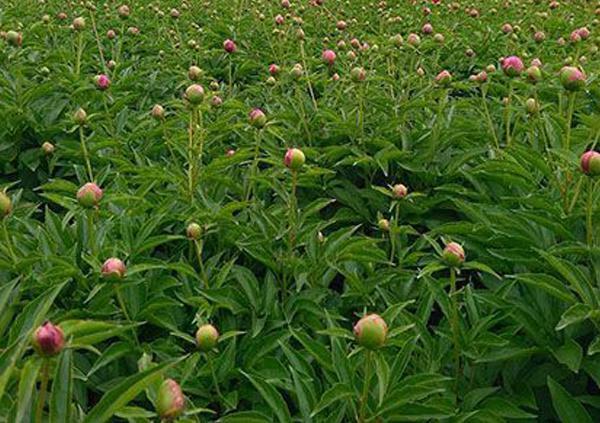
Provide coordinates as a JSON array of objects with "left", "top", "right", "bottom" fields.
[
  {"left": 322, "top": 49, "right": 336, "bottom": 66},
  {"left": 152, "top": 104, "right": 165, "bottom": 120},
  {"left": 350, "top": 67, "right": 366, "bottom": 82},
  {"left": 101, "top": 257, "right": 126, "bottom": 281},
  {"left": 77, "top": 183, "right": 102, "bottom": 208},
  {"left": 188, "top": 65, "right": 203, "bottom": 81},
  {"left": 42, "top": 142, "right": 55, "bottom": 155},
  {"left": 435, "top": 70, "right": 452, "bottom": 85},
  {"left": 156, "top": 379, "right": 185, "bottom": 421},
  {"left": 195, "top": 324, "right": 219, "bottom": 352},
  {"left": 581, "top": 151, "right": 600, "bottom": 176},
  {"left": 526, "top": 66, "right": 542, "bottom": 83},
  {"left": 223, "top": 39, "right": 236, "bottom": 53},
  {"left": 392, "top": 184, "right": 408, "bottom": 198},
  {"left": 185, "top": 84, "right": 205, "bottom": 105},
  {"left": 269, "top": 64, "right": 280, "bottom": 76},
  {"left": 559, "top": 66, "right": 586, "bottom": 91},
  {"left": 353, "top": 314, "right": 387, "bottom": 349},
  {"left": 186, "top": 223, "right": 202, "bottom": 240},
  {"left": 74, "top": 108, "right": 87, "bottom": 125},
  {"left": 32, "top": 321, "right": 64, "bottom": 357},
  {"left": 249, "top": 108, "right": 267, "bottom": 128},
  {"left": 525, "top": 98, "right": 539, "bottom": 114},
  {"left": 443, "top": 241, "right": 465, "bottom": 267},
  {"left": 284, "top": 148, "right": 305, "bottom": 171},
  {"left": 94, "top": 74, "right": 111, "bottom": 90},
  {"left": 501, "top": 56, "right": 524, "bottom": 77},
  {"left": 73, "top": 17, "right": 86, "bottom": 31},
  {"left": 378, "top": 218, "right": 390, "bottom": 232},
  {"left": 6, "top": 30, "right": 22, "bottom": 46},
  {"left": 0, "top": 192, "right": 12, "bottom": 218}
]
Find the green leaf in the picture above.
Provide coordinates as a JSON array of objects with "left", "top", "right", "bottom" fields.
[
  {"left": 240, "top": 371, "right": 292, "bottom": 423},
  {"left": 311, "top": 383, "right": 354, "bottom": 417},
  {"left": 555, "top": 304, "right": 591, "bottom": 331},
  {"left": 49, "top": 349, "right": 73, "bottom": 423},
  {"left": 553, "top": 339, "right": 583, "bottom": 373},
  {"left": 547, "top": 376, "right": 592, "bottom": 423},
  {"left": 15, "top": 358, "right": 42, "bottom": 423},
  {"left": 83, "top": 358, "right": 182, "bottom": 423}
]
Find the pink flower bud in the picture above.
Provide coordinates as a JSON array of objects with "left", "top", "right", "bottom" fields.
[
  {"left": 533, "top": 31, "right": 545, "bottom": 43},
  {"left": 560, "top": 66, "right": 586, "bottom": 91},
  {"left": 353, "top": 314, "right": 387, "bottom": 349},
  {"left": 196, "top": 324, "right": 219, "bottom": 352},
  {"left": 581, "top": 151, "right": 600, "bottom": 176},
  {"left": 407, "top": 33, "right": 421, "bottom": 46},
  {"left": 249, "top": 108, "right": 267, "bottom": 128},
  {"left": 332, "top": 73, "right": 340, "bottom": 81},
  {"left": 422, "top": 23, "right": 433, "bottom": 34},
  {"left": 501, "top": 56, "right": 524, "bottom": 77},
  {"left": 226, "top": 148, "right": 236, "bottom": 157},
  {"left": 350, "top": 67, "right": 366, "bottom": 82},
  {"left": 443, "top": 241, "right": 465, "bottom": 267},
  {"left": 502, "top": 23, "right": 513, "bottom": 34},
  {"left": 152, "top": 104, "right": 165, "bottom": 120},
  {"left": 0, "top": 192, "right": 12, "bottom": 218},
  {"left": 77, "top": 183, "right": 103, "bottom": 208},
  {"left": 211, "top": 95, "right": 223, "bottom": 107},
  {"left": 156, "top": 379, "right": 185, "bottom": 420},
  {"left": 435, "top": 70, "right": 452, "bottom": 85},
  {"left": 223, "top": 39, "right": 236, "bottom": 53},
  {"left": 577, "top": 27, "right": 590, "bottom": 40},
  {"left": 322, "top": 49, "right": 336, "bottom": 65},
  {"left": 73, "top": 17, "right": 86, "bottom": 31},
  {"left": 281, "top": 0, "right": 291, "bottom": 8},
  {"left": 95, "top": 74, "right": 111, "bottom": 90},
  {"left": 269, "top": 64, "right": 280, "bottom": 75},
  {"left": 32, "top": 321, "right": 64, "bottom": 357},
  {"left": 336, "top": 20, "right": 347, "bottom": 30},
  {"left": 117, "top": 5, "right": 130, "bottom": 18},
  {"left": 275, "top": 14, "right": 285, "bottom": 25},
  {"left": 284, "top": 148, "right": 305, "bottom": 170},
  {"left": 107, "top": 29, "right": 117, "bottom": 40},
  {"left": 101, "top": 257, "right": 126, "bottom": 281}
]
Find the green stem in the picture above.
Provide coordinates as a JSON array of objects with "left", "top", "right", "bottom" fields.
[
  {"left": 358, "top": 351, "right": 373, "bottom": 423},
  {"left": 35, "top": 359, "right": 49, "bottom": 423},
  {"left": 565, "top": 92, "right": 576, "bottom": 151},
  {"left": 75, "top": 31, "right": 83, "bottom": 77},
  {"left": 2, "top": 220, "right": 17, "bottom": 265},
  {"left": 587, "top": 179, "right": 595, "bottom": 247},
  {"left": 188, "top": 107, "right": 196, "bottom": 202},
  {"left": 568, "top": 176, "right": 585, "bottom": 215},
  {"left": 245, "top": 130, "right": 262, "bottom": 201},
  {"left": 89, "top": 11, "right": 107, "bottom": 73},
  {"left": 299, "top": 41, "right": 318, "bottom": 110},
  {"left": 504, "top": 82, "right": 513, "bottom": 147},
  {"left": 194, "top": 239, "right": 209, "bottom": 288},
  {"left": 481, "top": 86, "right": 500, "bottom": 151},
  {"left": 207, "top": 353, "right": 228, "bottom": 406},
  {"left": 115, "top": 285, "right": 140, "bottom": 346},
  {"left": 79, "top": 126, "right": 94, "bottom": 182},
  {"left": 449, "top": 267, "right": 462, "bottom": 394},
  {"left": 87, "top": 209, "right": 95, "bottom": 255}
]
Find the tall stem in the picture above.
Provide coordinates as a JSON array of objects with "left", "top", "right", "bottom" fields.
[
  {"left": 194, "top": 239, "right": 209, "bottom": 288},
  {"left": 87, "top": 209, "right": 95, "bottom": 255},
  {"left": 89, "top": 11, "right": 107, "bottom": 73},
  {"left": 504, "top": 82, "right": 513, "bottom": 147},
  {"left": 299, "top": 41, "right": 318, "bottom": 110},
  {"left": 207, "top": 353, "right": 227, "bottom": 405},
  {"left": 358, "top": 351, "right": 373, "bottom": 423},
  {"left": 2, "top": 220, "right": 17, "bottom": 265},
  {"left": 565, "top": 92, "right": 576, "bottom": 151},
  {"left": 449, "top": 267, "right": 462, "bottom": 393},
  {"left": 75, "top": 32, "right": 83, "bottom": 77},
  {"left": 481, "top": 86, "right": 499, "bottom": 150},
  {"left": 587, "top": 179, "right": 595, "bottom": 247},
  {"left": 187, "top": 107, "right": 196, "bottom": 202},
  {"left": 115, "top": 285, "right": 140, "bottom": 346},
  {"left": 245, "top": 130, "right": 262, "bottom": 201},
  {"left": 35, "top": 359, "right": 49, "bottom": 423},
  {"left": 79, "top": 126, "right": 94, "bottom": 182}
]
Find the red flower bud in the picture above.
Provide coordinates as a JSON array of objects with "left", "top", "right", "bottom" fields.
[
  {"left": 581, "top": 151, "right": 600, "bottom": 176},
  {"left": 284, "top": 148, "right": 305, "bottom": 171},
  {"left": 502, "top": 56, "right": 524, "bottom": 77},
  {"left": 249, "top": 108, "right": 267, "bottom": 128},
  {"left": 95, "top": 74, "right": 111, "bottom": 90},
  {"left": 559, "top": 66, "right": 586, "bottom": 91},
  {"left": 223, "top": 39, "right": 236, "bottom": 53},
  {"left": 322, "top": 49, "right": 336, "bottom": 66},
  {"left": 32, "top": 321, "right": 65, "bottom": 357},
  {"left": 101, "top": 257, "right": 126, "bottom": 281},
  {"left": 443, "top": 242, "right": 465, "bottom": 267}
]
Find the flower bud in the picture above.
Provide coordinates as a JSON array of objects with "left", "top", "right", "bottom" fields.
[
  {"left": 94, "top": 74, "right": 111, "bottom": 90},
  {"left": 156, "top": 379, "right": 185, "bottom": 421},
  {"left": 350, "top": 67, "right": 366, "bottom": 82},
  {"left": 269, "top": 64, "right": 280, "bottom": 76},
  {"left": 390, "top": 34, "right": 403, "bottom": 47},
  {"left": 195, "top": 324, "right": 219, "bottom": 352},
  {"left": 392, "top": 184, "right": 408, "bottom": 198},
  {"left": 284, "top": 148, "right": 305, "bottom": 171},
  {"left": 42, "top": 142, "right": 55, "bottom": 155},
  {"left": 118, "top": 5, "right": 130, "bottom": 18},
  {"left": 185, "top": 84, "right": 205, "bottom": 105},
  {"left": 435, "top": 70, "right": 452, "bottom": 85},
  {"left": 32, "top": 321, "right": 64, "bottom": 357},
  {"left": 501, "top": 56, "right": 524, "bottom": 77},
  {"left": 322, "top": 49, "right": 336, "bottom": 66},
  {"left": 422, "top": 23, "right": 433, "bottom": 34},
  {"left": 0, "top": 192, "right": 12, "bottom": 218},
  {"left": 443, "top": 241, "right": 465, "bottom": 267},
  {"left": 74, "top": 108, "right": 87, "bottom": 125},
  {"left": 525, "top": 65, "right": 542, "bottom": 83},
  {"left": 378, "top": 218, "right": 390, "bottom": 232},
  {"left": 186, "top": 223, "right": 202, "bottom": 240},
  {"left": 559, "top": 66, "right": 586, "bottom": 91},
  {"left": 107, "top": 60, "right": 116, "bottom": 70},
  {"left": 581, "top": 151, "right": 600, "bottom": 176},
  {"left": 107, "top": 29, "right": 116, "bottom": 40},
  {"left": 223, "top": 39, "right": 236, "bottom": 53},
  {"left": 77, "top": 182, "right": 102, "bottom": 208},
  {"left": 73, "top": 17, "right": 86, "bottom": 31},
  {"left": 152, "top": 104, "right": 165, "bottom": 120},
  {"left": 525, "top": 98, "right": 539, "bottom": 114},
  {"left": 101, "top": 257, "right": 126, "bottom": 281},
  {"left": 407, "top": 33, "right": 421, "bottom": 46},
  {"left": 433, "top": 33, "right": 445, "bottom": 43},
  {"left": 353, "top": 314, "right": 387, "bottom": 349},
  {"left": 6, "top": 30, "right": 22, "bottom": 47},
  {"left": 249, "top": 108, "right": 267, "bottom": 128},
  {"left": 188, "top": 65, "right": 203, "bottom": 81}
]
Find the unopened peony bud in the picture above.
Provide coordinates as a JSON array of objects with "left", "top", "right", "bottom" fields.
[
  {"left": 186, "top": 223, "right": 202, "bottom": 240},
  {"left": 101, "top": 257, "right": 126, "bottom": 281},
  {"left": 42, "top": 142, "right": 55, "bottom": 155},
  {"left": 526, "top": 66, "right": 542, "bottom": 83},
  {"left": 118, "top": 5, "right": 130, "bottom": 18},
  {"left": 392, "top": 184, "right": 408, "bottom": 198},
  {"left": 378, "top": 218, "right": 390, "bottom": 232},
  {"left": 0, "top": 192, "right": 12, "bottom": 218},
  {"left": 6, "top": 30, "right": 22, "bottom": 46},
  {"left": 152, "top": 104, "right": 165, "bottom": 120},
  {"left": 559, "top": 66, "right": 586, "bottom": 91},
  {"left": 95, "top": 74, "right": 111, "bottom": 90},
  {"left": 73, "top": 17, "right": 86, "bottom": 30},
  {"left": 156, "top": 379, "right": 185, "bottom": 421},
  {"left": 322, "top": 49, "right": 336, "bottom": 66},
  {"left": 350, "top": 67, "right": 366, "bottom": 82},
  {"left": 188, "top": 65, "right": 203, "bottom": 81},
  {"left": 407, "top": 33, "right": 421, "bottom": 46},
  {"left": 185, "top": 84, "right": 205, "bottom": 105},
  {"left": 284, "top": 148, "right": 305, "bottom": 170},
  {"left": 435, "top": 70, "right": 452, "bottom": 85},
  {"left": 32, "top": 321, "right": 64, "bottom": 357},
  {"left": 223, "top": 39, "right": 236, "bottom": 53},
  {"left": 249, "top": 108, "right": 267, "bottom": 128},
  {"left": 74, "top": 108, "right": 87, "bottom": 125},
  {"left": 525, "top": 98, "right": 539, "bottom": 114},
  {"left": 196, "top": 324, "right": 219, "bottom": 352},
  {"left": 77, "top": 183, "right": 102, "bottom": 208},
  {"left": 581, "top": 151, "right": 600, "bottom": 176},
  {"left": 353, "top": 314, "right": 387, "bottom": 349},
  {"left": 269, "top": 64, "right": 280, "bottom": 75},
  {"left": 443, "top": 241, "right": 465, "bottom": 267},
  {"left": 501, "top": 56, "right": 524, "bottom": 77}
]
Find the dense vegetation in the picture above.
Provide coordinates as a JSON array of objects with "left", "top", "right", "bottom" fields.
[{"left": 1, "top": 0, "right": 600, "bottom": 421}]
